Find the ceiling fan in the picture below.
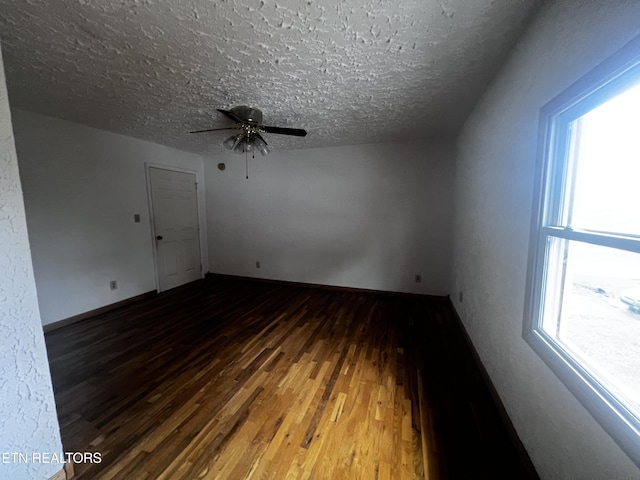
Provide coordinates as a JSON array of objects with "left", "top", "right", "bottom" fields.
[{"left": 190, "top": 106, "right": 307, "bottom": 156}]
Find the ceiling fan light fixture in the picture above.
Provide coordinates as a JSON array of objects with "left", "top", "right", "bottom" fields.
[
  {"left": 259, "top": 144, "right": 270, "bottom": 156},
  {"left": 223, "top": 135, "right": 237, "bottom": 150},
  {"left": 233, "top": 141, "right": 246, "bottom": 154},
  {"left": 254, "top": 136, "right": 270, "bottom": 156}
]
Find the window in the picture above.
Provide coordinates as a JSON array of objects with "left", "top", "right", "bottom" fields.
[{"left": 525, "top": 36, "right": 640, "bottom": 467}]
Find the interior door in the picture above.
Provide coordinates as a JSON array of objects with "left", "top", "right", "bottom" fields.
[{"left": 148, "top": 167, "right": 202, "bottom": 291}]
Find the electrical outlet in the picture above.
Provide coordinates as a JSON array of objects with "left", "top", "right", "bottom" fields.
[
  {"left": 256, "top": 261, "right": 261, "bottom": 269},
  {"left": 110, "top": 280, "right": 118, "bottom": 290},
  {"left": 459, "top": 291, "right": 464, "bottom": 302},
  {"left": 134, "top": 213, "right": 141, "bottom": 223},
  {"left": 415, "top": 274, "right": 422, "bottom": 283}
]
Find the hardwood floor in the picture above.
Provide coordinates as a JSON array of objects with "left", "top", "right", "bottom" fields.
[{"left": 45, "top": 277, "right": 535, "bottom": 479}]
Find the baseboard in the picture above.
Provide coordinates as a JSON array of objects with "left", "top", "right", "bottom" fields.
[
  {"left": 43, "top": 291, "right": 157, "bottom": 333},
  {"left": 64, "top": 461, "right": 74, "bottom": 479},
  {"left": 48, "top": 468, "right": 65, "bottom": 480},
  {"left": 446, "top": 296, "right": 539, "bottom": 480},
  {"left": 48, "top": 462, "right": 73, "bottom": 480},
  {"left": 206, "top": 272, "right": 448, "bottom": 302}
]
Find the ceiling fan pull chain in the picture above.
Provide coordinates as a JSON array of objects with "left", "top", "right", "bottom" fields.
[{"left": 245, "top": 149, "right": 249, "bottom": 179}]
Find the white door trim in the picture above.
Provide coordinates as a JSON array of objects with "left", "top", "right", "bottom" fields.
[{"left": 145, "top": 162, "right": 206, "bottom": 293}]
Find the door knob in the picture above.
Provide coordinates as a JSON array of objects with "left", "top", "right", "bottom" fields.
[{"left": 156, "top": 235, "right": 163, "bottom": 240}]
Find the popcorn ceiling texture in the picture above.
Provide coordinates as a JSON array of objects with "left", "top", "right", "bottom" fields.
[
  {"left": 0, "top": 46, "right": 63, "bottom": 480},
  {"left": 0, "top": 0, "right": 540, "bottom": 155}
]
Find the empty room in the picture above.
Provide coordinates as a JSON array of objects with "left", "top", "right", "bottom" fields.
[{"left": 1, "top": 0, "right": 640, "bottom": 479}]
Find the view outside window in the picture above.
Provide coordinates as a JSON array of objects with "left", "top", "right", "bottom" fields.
[
  {"left": 570, "top": 83, "right": 640, "bottom": 235},
  {"left": 540, "top": 83, "right": 640, "bottom": 419}
]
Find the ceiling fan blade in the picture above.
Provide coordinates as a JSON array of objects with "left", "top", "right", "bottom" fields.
[
  {"left": 189, "top": 127, "right": 238, "bottom": 134},
  {"left": 217, "top": 108, "right": 244, "bottom": 124},
  {"left": 262, "top": 126, "right": 307, "bottom": 137}
]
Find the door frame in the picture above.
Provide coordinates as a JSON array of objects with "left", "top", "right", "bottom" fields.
[{"left": 145, "top": 163, "right": 206, "bottom": 293}]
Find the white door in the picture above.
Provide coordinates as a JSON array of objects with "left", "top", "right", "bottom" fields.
[{"left": 148, "top": 167, "right": 202, "bottom": 291}]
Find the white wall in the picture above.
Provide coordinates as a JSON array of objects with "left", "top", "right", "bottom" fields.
[
  {"left": 0, "top": 47, "right": 63, "bottom": 480},
  {"left": 13, "top": 110, "right": 207, "bottom": 325},
  {"left": 450, "top": 1, "right": 640, "bottom": 478},
  {"left": 206, "top": 141, "right": 454, "bottom": 295}
]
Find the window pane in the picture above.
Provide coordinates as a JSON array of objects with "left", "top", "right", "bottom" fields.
[
  {"left": 568, "top": 82, "right": 640, "bottom": 235},
  {"left": 542, "top": 238, "right": 640, "bottom": 418}
]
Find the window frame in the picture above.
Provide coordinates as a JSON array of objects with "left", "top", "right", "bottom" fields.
[{"left": 524, "top": 35, "right": 640, "bottom": 467}]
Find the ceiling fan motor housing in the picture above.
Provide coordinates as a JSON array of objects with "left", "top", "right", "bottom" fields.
[{"left": 231, "top": 105, "right": 263, "bottom": 125}]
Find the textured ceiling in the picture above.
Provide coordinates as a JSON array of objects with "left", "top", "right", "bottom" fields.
[{"left": 0, "top": 0, "right": 541, "bottom": 155}]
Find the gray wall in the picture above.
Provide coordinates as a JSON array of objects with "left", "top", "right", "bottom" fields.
[
  {"left": 0, "top": 47, "right": 63, "bottom": 480},
  {"left": 13, "top": 110, "right": 208, "bottom": 325},
  {"left": 206, "top": 140, "right": 455, "bottom": 295},
  {"left": 15, "top": 108, "right": 455, "bottom": 324},
  {"left": 450, "top": 0, "right": 640, "bottom": 478}
]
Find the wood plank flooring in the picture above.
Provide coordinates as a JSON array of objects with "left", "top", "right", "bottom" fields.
[{"left": 45, "top": 277, "right": 534, "bottom": 479}]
